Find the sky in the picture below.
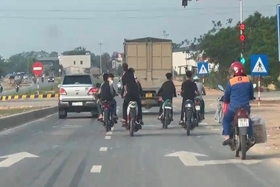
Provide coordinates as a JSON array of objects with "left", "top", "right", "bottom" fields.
[{"left": 0, "top": 0, "right": 279, "bottom": 58}]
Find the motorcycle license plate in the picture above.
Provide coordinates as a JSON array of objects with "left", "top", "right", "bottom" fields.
[
  {"left": 238, "top": 118, "right": 249, "bottom": 127},
  {"left": 195, "top": 106, "right": 200, "bottom": 110},
  {"left": 145, "top": 93, "right": 153, "bottom": 98},
  {"left": 164, "top": 106, "right": 172, "bottom": 109}
]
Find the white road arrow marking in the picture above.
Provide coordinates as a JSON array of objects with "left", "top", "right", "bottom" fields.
[
  {"left": 165, "top": 151, "right": 261, "bottom": 166},
  {"left": 165, "top": 151, "right": 207, "bottom": 166},
  {"left": 0, "top": 152, "right": 39, "bottom": 167}
]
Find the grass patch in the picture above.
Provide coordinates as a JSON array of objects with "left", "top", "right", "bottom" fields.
[
  {"left": 8, "top": 83, "right": 59, "bottom": 96},
  {"left": 0, "top": 106, "right": 47, "bottom": 117}
]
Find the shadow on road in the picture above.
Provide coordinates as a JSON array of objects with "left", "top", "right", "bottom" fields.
[{"left": 247, "top": 153, "right": 280, "bottom": 160}]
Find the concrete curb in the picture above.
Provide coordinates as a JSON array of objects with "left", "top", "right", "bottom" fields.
[
  {"left": 0, "top": 94, "right": 58, "bottom": 101},
  {"left": 0, "top": 106, "right": 57, "bottom": 131}
]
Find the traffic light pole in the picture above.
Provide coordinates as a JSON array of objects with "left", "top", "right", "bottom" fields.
[{"left": 239, "top": 0, "right": 244, "bottom": 59}]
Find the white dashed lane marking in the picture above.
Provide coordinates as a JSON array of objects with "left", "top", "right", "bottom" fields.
[
  {"left": 99, "top": 147, "right": 108, "bottom": 151},
  {"left": 90, "top": 165, "right": 102, "bottom": 173},
  {"left": 105, "top": 136, "right": 111, "bottom": 139}
]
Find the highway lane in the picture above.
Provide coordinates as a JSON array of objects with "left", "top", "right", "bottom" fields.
[{"left": 0, "top": 98, "right": 279, "bottom": 186}]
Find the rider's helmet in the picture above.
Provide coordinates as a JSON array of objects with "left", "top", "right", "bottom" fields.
[
  {"left": 229, "top": 61, "right": 244, "bottom": 77},
  {"left": 193, "top": 75, "right": 199, "bottom": 82}
]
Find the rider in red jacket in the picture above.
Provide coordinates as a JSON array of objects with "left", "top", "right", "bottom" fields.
[{"left": 222, "top": 62, "right": 255, "bottom": 147}]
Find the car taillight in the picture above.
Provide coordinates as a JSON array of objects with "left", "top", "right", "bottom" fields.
[
  {"left": 88, "top": 87, "right": 98, "bottom": 95},
  {"left": 59, "top": 88, "right": 67, "bottom": 95}
]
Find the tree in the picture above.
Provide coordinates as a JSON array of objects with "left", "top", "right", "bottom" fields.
[{"left": 191, "top": 12, "right": 279, "bottom": 88}]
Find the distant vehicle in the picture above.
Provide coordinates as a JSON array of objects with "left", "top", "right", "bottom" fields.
[
  {"left": 48, "top": 76, "right": 55, "bottom": 82},
  {"left": 58, "top": 74, "right": 99, "bottom": 119}
]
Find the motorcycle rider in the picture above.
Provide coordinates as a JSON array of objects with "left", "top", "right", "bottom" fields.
[
  {"left": 157, "top": 72, "right": 177, "bottom": 120},
  {"left": 97, "top": 73, "right": 117, "bottom": 121},
  {"left": 121, "top": 64, "right": 143, "bottom": 126},
  {"left": 222, "top": 61, "right": 255, "bottom": 146},
  {"left": 179, "top": 70, "right": 199, "bottom": 125},
  {"left": 128, "top": 68, "right": 144, "bottom": 99},
  {"left": 193, "top": 76, "right": 206, "bottom": 119}
]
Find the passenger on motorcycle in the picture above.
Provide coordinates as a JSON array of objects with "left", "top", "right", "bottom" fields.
[
  {"left": 157, "top": 73, "right": 176, "bottom": 120},
  {"left": 193, "top": 76, "right": 206, "bottom": 119},
  {"left": 222, "top": 61, "right": 255, "bottom": 146},
  {"left": 97, "top": 73, "right": 117, "bottom": 121},
  {"left": 121, "top": 64, "right": 143, "bottom": 126},
  {"left": 179, "top": 70, "right": 199, "bottom": 125}
]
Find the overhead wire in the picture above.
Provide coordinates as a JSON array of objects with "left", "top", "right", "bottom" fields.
[
  {"left": 0, "top": 5, "right": 274, "bottom": 12},
  {"left": 0, "top": 5, "right": 274, "bottom": 20}
]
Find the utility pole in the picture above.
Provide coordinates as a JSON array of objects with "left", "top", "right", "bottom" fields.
[
  {"left": 98, "top": 42, "right": 103, "bottom": 74},
  {"left": 239, "top": 0, "right": 243, "bottom": 59}
]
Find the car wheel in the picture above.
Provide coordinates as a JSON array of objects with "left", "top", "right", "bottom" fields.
[{"left": 58, "top": 110, "right": 67, "bottom": 119}]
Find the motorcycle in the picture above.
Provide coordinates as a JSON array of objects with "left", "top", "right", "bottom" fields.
[
  {"left": 101, "top": 101, "right": 114, "bottom": 132},
  {"left": 217, "top": 84, "right": 256, "bottom": 160},
  {"left": 214, "top": 91, "right": 224, "bottom": 124},
  {"left": 160, "top": 99, "right": 173, "bottom": 129},
  {"left": 183, "top": 99, "right": 198, "bottom": 135},
  {"left": 117, "top": 82, "right": 122, "bottom": 94},
  {"left": 194, "top": 96, "right": 202, "bottom": 123},
  {"left": 215, "top": 83, "right": 256, "bottom": 124},
  {"left": 15, "top": 84, "right": 20, "bottom": 92},
  {"left": 126, "top": 101, "right": 139, "bottom": 136}
]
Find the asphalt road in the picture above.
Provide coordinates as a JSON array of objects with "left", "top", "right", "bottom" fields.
[
  {"left": 1, "top": 81, "right": 56, "bottom": 95},
  {"left": 0, "top": 97, "right": 279, "bottom": 187}
]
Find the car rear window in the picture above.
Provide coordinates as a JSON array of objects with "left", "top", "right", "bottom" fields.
[{"left": 62, "top": 75, "right": 92, "bottom": 85}]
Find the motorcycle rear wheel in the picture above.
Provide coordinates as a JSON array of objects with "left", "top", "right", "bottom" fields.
[{"left": 240, "top": 135, "right": 247, "bottom": 160}]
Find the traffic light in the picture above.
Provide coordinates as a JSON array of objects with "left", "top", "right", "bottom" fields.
[
  {"left": 182, "top": 0, "right": 188, "bottom": 7},
  {"left": 239, "top": 23, "right": 245, "bottom": 53},
  {"left": 240, "top": 57, "right": 246, "bottom": 64}
]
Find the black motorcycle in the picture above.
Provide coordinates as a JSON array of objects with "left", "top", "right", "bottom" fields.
[
  {"left": 183, "top": 99, "right": 198, "bottom": 135},
  {"left": 101, "top": 101, "right": 114, "bottom": 132}
]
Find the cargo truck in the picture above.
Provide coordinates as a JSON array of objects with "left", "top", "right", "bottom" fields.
[{"left": 123, "top": 37, "right": 173, "bottom": 109}]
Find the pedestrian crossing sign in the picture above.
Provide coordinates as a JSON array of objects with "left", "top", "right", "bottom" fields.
[
  {"left": 197, "top": 62, "right": 209, "bottom": 75},
  {"left": 250, "top": 54, "right": 268, "bottom": 76}
]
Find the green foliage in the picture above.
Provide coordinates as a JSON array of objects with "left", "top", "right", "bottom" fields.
[
  {"left": 0, "top": 47, "right": 116, "bottom": 77},
  {"left": 190, "top": 12, "right": 279, "bottom": 87}
]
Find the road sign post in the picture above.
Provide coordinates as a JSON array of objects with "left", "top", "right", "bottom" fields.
[
  {"left": 197, "top": 62, "right": 209, "bottom": 82},
  {"left": 250, "top": 54, "right": 269, "bottom": 106},
  {"left": 32, "top": 62, "right": 44, "bottom": 94}
]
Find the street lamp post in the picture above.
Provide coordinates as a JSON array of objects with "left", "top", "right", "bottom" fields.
[{"left": 239, "top": 0, "right": 244, "bottom": 59}]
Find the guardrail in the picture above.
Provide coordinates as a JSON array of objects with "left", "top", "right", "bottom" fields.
[{"left": 0, "top": 94, "right": 58, "bottom": 101}]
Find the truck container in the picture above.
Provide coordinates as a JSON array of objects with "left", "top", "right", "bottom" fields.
[{"left": 124, "top": 37, "right": 173, "bottom": 109}]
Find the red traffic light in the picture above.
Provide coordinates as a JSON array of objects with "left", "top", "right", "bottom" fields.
[
  {"left": 239, "top": 34, "right": 245, "bottom": 41},
  {"left": 240, "top": 23, "right": 245, "bottom": 30}
]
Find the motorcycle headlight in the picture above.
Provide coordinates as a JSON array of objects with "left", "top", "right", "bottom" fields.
[{"left": 186, "top": 103, "right": 192, "bottom": 107}]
